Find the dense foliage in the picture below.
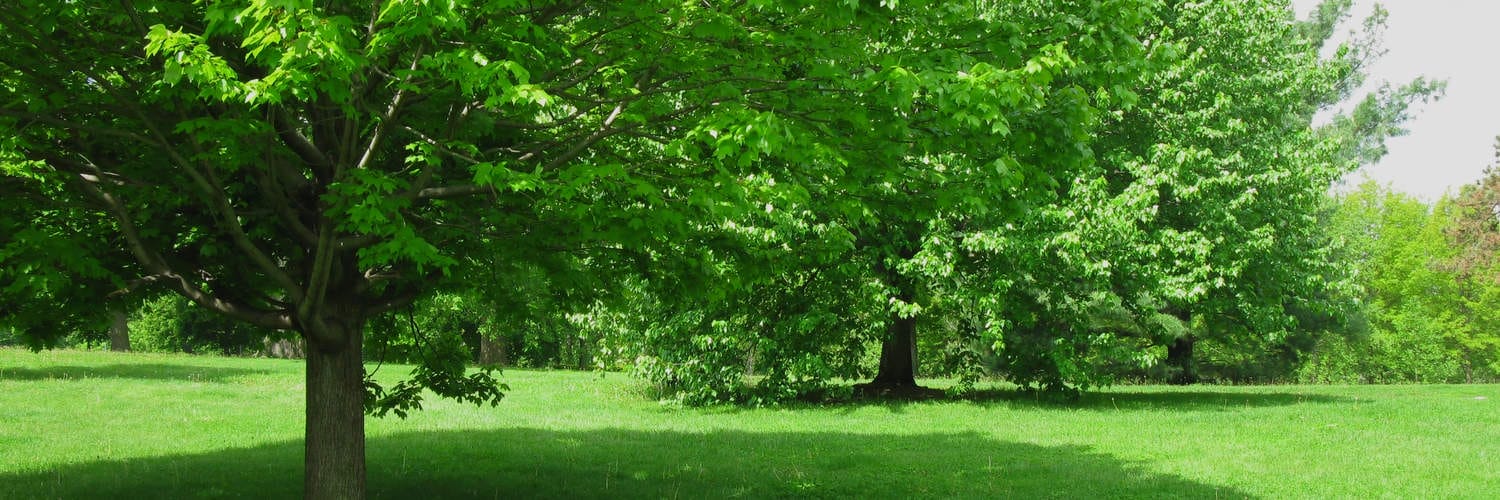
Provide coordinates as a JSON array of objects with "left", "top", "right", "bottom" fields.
[
  {"left": 606, "top": 0, "right": 1440, "bottom": 401},
  {"left": 1299, "top": 180, "right": 1500, "bottom": 383},
  {"left": 0, "top": 0, "right": 1489, "bottom": 496}
]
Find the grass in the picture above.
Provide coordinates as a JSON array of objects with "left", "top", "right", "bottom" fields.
[{"left": 1, "top": 348, "right": 1496, "bottom": 499}]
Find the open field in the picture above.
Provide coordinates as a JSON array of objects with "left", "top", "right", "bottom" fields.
[{"left": 1, "top": 348, "right": 1496, "bottom": 499}]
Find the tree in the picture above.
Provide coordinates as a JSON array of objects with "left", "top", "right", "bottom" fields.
[
  {"left": 844, "top": 1, "right": 1159, "bottom": 394},
  {"left": 1048, "top": 0, "right": 1440, "bottom": 386},
  {"left": 612, "top": 0, "right": 1159, "bottom": 402},
  {"left": 1449, "top": 137, "right": 1500, "bottom": 279},
  {"left": 1443, "top": 138, "right": 1500, "bottom": 380},
  {"left": 607, "top": 0, "right": 1436, "bottom": 400},
  {"left": 1, "top": 1, "right": 1013, "bottom": 495}
]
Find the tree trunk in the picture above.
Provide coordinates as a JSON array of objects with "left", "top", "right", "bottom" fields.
[
  {"left": 265, "top": 336, "right": 307, "bottom": 359},
  {"left": 478, "top": 334, "right": 507, "bottom": 366},
  {"left": 304, "top": 318, "right": 366, "bottom": 500},
  {"left": 862, "top": 243, "right": 926, "bottom": 395},
  {"left": 107, "top": 305, "right": 131, "bottom": 352},
  {"left": 871, "top": 313, "right": 918, "bottom": 386},
  {"left": 1166, "top": 335, "right": 1198, "bottom": 385},
  {"left": 575, "top": 332, "right": 591, "bottom": 370}
]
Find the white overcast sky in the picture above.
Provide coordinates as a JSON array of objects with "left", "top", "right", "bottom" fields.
[{"left": 1290, "top": 0, "right": 1500, "bottom": 201}]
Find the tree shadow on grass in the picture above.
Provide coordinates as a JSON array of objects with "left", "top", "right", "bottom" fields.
[
  {"left": 1067, "top": 390, "right": 1352, "bottom": 411},
  {"left": 0, "top": 363, "right": 269, "bottom": 383},
  {"left": 795, "top": 385, "right": 1353, "bottom": 414},
  {"left": 0, "top": 427, "right": 1248, "bottom": 499}
]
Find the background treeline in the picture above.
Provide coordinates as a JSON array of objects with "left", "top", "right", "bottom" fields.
[
  {"left": 1299, "top": 176, "right": 1500, "bottom": 384},
  {"left": 14, "top": 167, "right": 1499, "bottom": 386}
]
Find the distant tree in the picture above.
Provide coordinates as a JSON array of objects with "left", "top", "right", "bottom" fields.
[
  {"left": 1361, "top": 185, "right": 1466, "bottom": 381},
  {"left": 1449, "top": 137, "right": 1500, "bottom": 279},
  {"left": 1064, "top": 0, "right": 1439, "bottom": 386},
  {"left": 1302, "top": 181, "right": 1498, "bottom": 383},
  {"left": 1443, "top": 137, "right": 1500, "bottom": 379},
  {"left": 128, "top": 294, "right": 274, "bottom": 355}
]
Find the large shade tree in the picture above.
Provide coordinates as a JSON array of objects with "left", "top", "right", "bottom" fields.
[{"left": 611, "top": 0, "right": 1159, "bottom": 402}]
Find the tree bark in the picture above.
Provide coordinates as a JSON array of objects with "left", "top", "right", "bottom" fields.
[
  {"left": 303, "top": 317, "right": 366, "bottom": 500},
  {"left": 478, "top": 334, "right": 507, "bottom": 366},
  {"left": 871, "top": 313, "right": 918, "bottom": 386},
  {"left": 864, "top": 242, "right": 924, "bottom": 393},
  {"left": 107, "top": 305, "right": 130, "bottom": 352},
  {"left": 1166, "top": 335, "right": 1198, "bottom": 385}
]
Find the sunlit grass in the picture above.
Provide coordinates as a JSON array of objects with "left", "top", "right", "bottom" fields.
[{"left": 1, "top": 348, "right": 1496, "bottom": 498}]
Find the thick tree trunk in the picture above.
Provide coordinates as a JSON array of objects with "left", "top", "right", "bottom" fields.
[
  {"left": 872, "top": 314, "right": 918, "bottom": 386},
  {"left": 478, "top": 334, "right": 507, "bottom": 366},
  {"left": 107, "top": 305, "right": 130, "bottom": 352},
  {"left": 304, "top": 319, "right": 366, "bottom": 500},
  {"left": 1166, "top": 335, "right": 1198, "bottom": 385},
  {"left": 861, "top": 242, "right": 931, "bottom": 397}
]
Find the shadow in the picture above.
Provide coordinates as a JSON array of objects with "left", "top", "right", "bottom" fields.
[
  {"left": 785, "top": 385, "right": 1354, "bottom": 414},
  {"left": 1067, "top": 390, "right": 1353, "bottom": 411},
  {"left": 1, "top": 428, "right": 1249, "bottom": 499},
  {"left": 0, "top": 363, "right": 269, "bottom": 383}
]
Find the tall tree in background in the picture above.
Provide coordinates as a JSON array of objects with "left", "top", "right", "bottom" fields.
[
  {"left": 1445, "top": 137, "right": 1500, "bottom": 379},
  {"left": 1449, "top": 137, "right": 1500, "bottom": 278},
  {"left": 1059, "top": 0, "right": 1439, "bottom": 385},
  {"left": 604, "top": 0, "right": 1440, "bottom": 400}
]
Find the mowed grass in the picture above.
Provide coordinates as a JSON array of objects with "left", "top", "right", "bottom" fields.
[{"left": 1, "top": 348, "right": 1496, "bottom": 499}]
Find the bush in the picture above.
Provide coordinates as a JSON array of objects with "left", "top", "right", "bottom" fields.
[
  {"left": 1297, "top": 303, "right": 1464, "bottom": 384},
  {"left": 1297, "top": 333, "right": 1374, "bottom": 384},
  {"left": 129, "top": 295, "right": 266, "bottom": 355}
]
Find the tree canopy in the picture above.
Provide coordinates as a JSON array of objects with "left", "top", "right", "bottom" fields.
[
  {"left": 0, "top": 0, "right": 1161, "bottom": 496},
  {"left": 0, "top": 0, "right": 1458, "bottom": 497}
]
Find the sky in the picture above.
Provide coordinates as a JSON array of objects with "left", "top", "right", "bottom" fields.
[{"left": 1291, "top": 0, "right": 1500, "bottom": 201}]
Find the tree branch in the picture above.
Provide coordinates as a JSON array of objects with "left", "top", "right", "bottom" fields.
[
  {"left": 354, "top": 46, "right": 423, "bottom": 171},
  {"left": 251, "top": 150, "right": 321, "bottom": 247},
  {"left": 416, "top": 184, "right": 493, "bottom": 199},
  {"left": 0, "top": 109, "right": 153, "bottom": 145},
  {"left": 271, "top": 107, "right": 335, "bottom": 176},
  {"left": 298, "top": 220, "right": 341, "bottom": 343},
  {"left": 60, "top": 162, "right": 294, "bottom": 330}
]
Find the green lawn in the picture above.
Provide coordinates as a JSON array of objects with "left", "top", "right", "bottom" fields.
[{"left": 1, "top": 348, "right": 1495, "bottom": 499}]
